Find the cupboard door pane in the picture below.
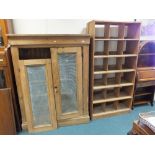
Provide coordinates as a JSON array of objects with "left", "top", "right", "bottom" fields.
[
  {"left": 58, "top": 54, "right": 77, "bottom": 113},
  {"left": 51, "top": 47, "right": 82, "bottom": 120},
  {"left": 27, "top": 66, "right": 51, "bottom": 126}
]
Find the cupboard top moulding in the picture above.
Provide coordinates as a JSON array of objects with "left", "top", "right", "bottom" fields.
[{"left": 7, "top": 34, "right": 90, "bottom": 46}]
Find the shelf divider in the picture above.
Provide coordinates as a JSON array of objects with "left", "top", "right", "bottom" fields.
[
  {"left": 104, "top": 24, "right": 110, "bottom": 39},
  {"left": 118, "top": 24, "right": 125, "bottom": 39}
]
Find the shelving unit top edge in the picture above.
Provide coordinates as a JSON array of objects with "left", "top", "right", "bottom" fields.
[
  {"left": 89, "top": 20, "right": 141, "bottom": 25},
  {"left": 95, "top": 38, "right": 140, "bottom": 41}
]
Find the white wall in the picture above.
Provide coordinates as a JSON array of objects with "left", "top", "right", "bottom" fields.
[
  {"left": 12, "top": 19, "right": 135, "bottom": 34},
  {"left": 13, "top": 19, "right": 90, "bottom": 34}
]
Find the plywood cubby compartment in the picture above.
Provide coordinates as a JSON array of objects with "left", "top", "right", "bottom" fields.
[
  {"left": 94, "top": 57, "right": 137, "bottom": 72},
  {"left": 93, "top": 99, "right": 131, "bottom": 119},
  {"left": 93, "top": 85, "right": 133, "bottom": 104},
  {"left": 94, "top": 21, "right": 141, "bottom": 39},
  {"left": 87, "top": 20, "right": 140, "bottom": 119},
  {"left": 94, "top": 72, "right": 135, "bottom": 90},
  {"left": 95, "top": 40, "right": 139, "bottom": 56}
]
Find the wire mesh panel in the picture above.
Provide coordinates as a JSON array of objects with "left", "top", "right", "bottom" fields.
[
  {"left": 27, "top": 65, "right": 51, "bottom": 126},
  {"left": 58, "top": 53, "right": 78, "bottom": 113}
]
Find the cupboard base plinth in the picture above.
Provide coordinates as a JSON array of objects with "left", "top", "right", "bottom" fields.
[
  {"left": 93, "top": 108, "right": 131, "bottom": 120},
  {"left": 58, "top": 115, "right": 90, "bottom": 127},
  {"left": 21, "top": 115, "right": 90, "bottom": 130}
]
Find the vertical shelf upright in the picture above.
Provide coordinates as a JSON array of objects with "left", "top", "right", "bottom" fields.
[{"left": 87, "top": 20, "right": 141, "bottom": 119}]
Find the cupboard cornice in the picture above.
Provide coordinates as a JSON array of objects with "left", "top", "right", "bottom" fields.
[{"left": 7, "top": 34, "right": 90, "bottom": 46}]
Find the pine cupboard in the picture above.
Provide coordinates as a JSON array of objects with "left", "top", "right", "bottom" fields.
[{"left": 8, "top": 35, "right": 90, "bottom": 132}]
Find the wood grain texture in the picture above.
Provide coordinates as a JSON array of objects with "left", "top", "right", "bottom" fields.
[
  {"left": 0, "top": 20, "right": 8, "bottom": 50},
  {"left": 87, "top": 20, "right": 141, "bottom": 119},
  {"left": 0, "top": 20, "right": 22, "bottom": 132},
  {"left": 0, "top": 52, "right": 7, "bottom": 66},
  {"left": 9, "top": 35, "right": 90, "bottom": 131},
  {"left": 11, "top": 47, "right": 26, "bottom": 127},
  {"left": 87, "top": 21, "right": 95, "bottom": 120},
  {"left": 58, "top": 115, "right": 89, "bottom": 126},
  {"left": 83, "top": 46, "right": 89, "bottom": 115},
  {"left": 0, "top": 88, "right": 16, "bottom": 135},
  {"left": 137, "top": 70, "right": 155, "bottom": 81},
  {"left": 8, "top": 35, "right": 90, "bottom": 46},
  {"left": 93, "top": 108, "right": 131, "bottom": 120},
  {"left": 132, "top": 120, "right": 155, "bottom": 135},
  {"left": 51, "top": 47, "right": 83, "bottom": 120},
  {"left": 19, "top": 59, "right": 57, "bottom": 132}
]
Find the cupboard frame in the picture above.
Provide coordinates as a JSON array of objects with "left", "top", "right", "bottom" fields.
[{"left": 8, "top": 34, "right": 90, "bottom": 131}]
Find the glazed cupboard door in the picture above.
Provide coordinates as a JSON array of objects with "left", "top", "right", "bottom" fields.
[
  {"left": 51, "top": 47, "right": 83, "bottom": 121},
  {"left": 19, "top": 59, "right": 57, "bottom": 132}
]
